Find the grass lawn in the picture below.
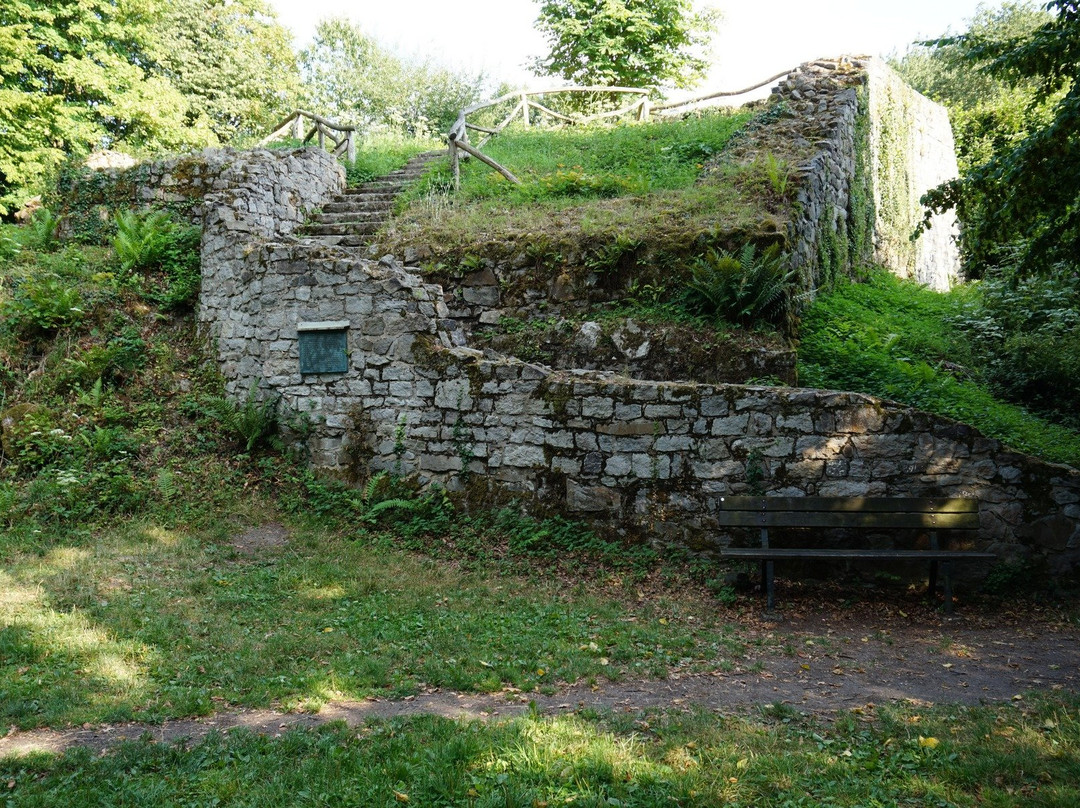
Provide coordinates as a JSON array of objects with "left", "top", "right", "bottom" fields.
[
  {"left": 4, "top": 699, "right": 1079, "bottom": 806},
  {"left": 0, "top": 504, "right": 748, "bottom": 730}
]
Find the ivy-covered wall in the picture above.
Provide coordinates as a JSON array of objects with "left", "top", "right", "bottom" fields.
[
  {"left": 865, "top": 60, "right": 961, "bottom": 290},
  {"left": 775, "top": 57, "right": 960, "bottom": 293}
]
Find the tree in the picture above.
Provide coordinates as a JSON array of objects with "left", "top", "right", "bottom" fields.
[
  {"left": 917, "top": 1, "right": 1080, "bottom": 274},
  {"left": 0, "top": 0, "right": 202, "bottom": 214},
  {"left": 149, "top": 0, "right": 302, "bottom": 144},
  {"left": 892, "top": 2, "right": 1053, "bottom": 172},
  {"left": 299, "top": 19, "right": 485, "bottom": 137},
  {"left": 531, "top": 0, "right": 718, "bottom": 92}
]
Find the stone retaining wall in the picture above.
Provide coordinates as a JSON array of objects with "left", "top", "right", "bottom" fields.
[{"left": 209, "top": 247, "right": 1079, "bottom": 577}]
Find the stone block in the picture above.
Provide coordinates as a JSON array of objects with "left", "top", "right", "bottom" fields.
[{"left": 566, "top": 480, "right": 621, "bottom": 512}]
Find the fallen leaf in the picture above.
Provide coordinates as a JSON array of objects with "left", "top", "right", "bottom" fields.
[
  {"left": 394, "top": 791, "right": 409, "bottom": 803},
  {"left": 918, "top": 736, "right": 939, "bottom": 749}
]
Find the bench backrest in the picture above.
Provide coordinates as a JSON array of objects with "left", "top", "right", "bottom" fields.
[{"left": 715, "top": 497, "right": 980, "bottom": 530}]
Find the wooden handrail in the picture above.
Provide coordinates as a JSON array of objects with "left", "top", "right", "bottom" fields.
[
  {"left": 443, "top": 68, "right": 795, "bottom": 190},
  {"left": 259, "top": 110, "right": 357, "bottom": 161}
]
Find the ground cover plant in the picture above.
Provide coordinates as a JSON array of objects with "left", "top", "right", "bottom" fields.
[
  {"left": 798, "top": 268, "right": 1080, "bottom": 468},
  {"left": 5, "top": 697, "right": 1079, "bottom": 806}
]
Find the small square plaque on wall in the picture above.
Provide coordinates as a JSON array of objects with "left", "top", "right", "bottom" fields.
[{"left": 298, "top": 321, "right": 349, "bottom": 374}]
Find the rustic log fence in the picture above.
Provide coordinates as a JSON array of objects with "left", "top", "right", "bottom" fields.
[
  {"left": 444, "top": 71, "right": 793, "bottom": 189},
  {"left": 258, "top": 110, "right": 357, "bottom": 162}
]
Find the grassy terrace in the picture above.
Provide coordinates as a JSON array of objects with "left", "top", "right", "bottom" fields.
[{"left": 377, "top": 109, "right": 785, "bottom": 259}]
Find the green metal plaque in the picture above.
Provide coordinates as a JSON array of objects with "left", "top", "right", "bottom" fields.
[{"left": 298, "top": 322, "right": 348, "bottom": 374}]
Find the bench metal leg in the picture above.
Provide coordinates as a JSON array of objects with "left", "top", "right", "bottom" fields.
[
  {"left": 765, "top": 560, "right": 775, "bottom": 611},
  {"left": 942, "top": 560, "right": 954, "bottom": 614}
]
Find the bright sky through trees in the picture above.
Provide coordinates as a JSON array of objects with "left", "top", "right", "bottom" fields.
[{"left": 266, "top": 0, "right": 994, "bottom": 97}]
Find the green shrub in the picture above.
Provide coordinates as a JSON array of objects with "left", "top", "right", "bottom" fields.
[
  {"left": 202, "top": 385, "right": 281, "bottom": 453},
  {"left": 113, "top": 209, "right": 201, "bottom": 310},
  {"left": 24, "top": 208, "right": 63, "bottom": 251},
  {"left": 798, "top": 269, "right": 1080, "bottom": 467},
  {"left": 951, "top": 265, "right": 1080, "bottom": 428},
  {"left": 684, "top": 243, "right": 794, "bottom": 329},
  {"left": 114, "top": 209, "right": 176, "bottom": 271},
  {"left": 0, "top": 274, "right": 84, "bottom": 339}
]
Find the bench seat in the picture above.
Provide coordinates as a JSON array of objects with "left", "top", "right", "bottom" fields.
[{"left": 715, "top": 496, "right": 993, "bottom": 613}]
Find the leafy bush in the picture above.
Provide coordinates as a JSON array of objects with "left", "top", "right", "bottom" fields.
[
  {"left": 201, "top": 386, "right": 281, "bottom": 453},
  {"left": 951, "top": 265, "right": 1080, "bottom": 428},
  {"left": 114, "top": 210, "right": 177, "bottom": 271},
  {"left": 684, "top": 243, "right": 794, "bottom": 329},
  {"left": 0, "top": 273, "right": 83, "bottom": 339},
  {"left": 23, "top": 208, "right": 63, "bottom": 251},
  {"left": 113, "top": 209, "right": 201, "bottom": 310},
  {"left": 798, "top": 269, "right": 1080, "bottom": 467}
]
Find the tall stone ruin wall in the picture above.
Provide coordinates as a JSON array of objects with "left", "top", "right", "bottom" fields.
[{"left": 775, "top": 57, "right": 960, "bottom": 293}]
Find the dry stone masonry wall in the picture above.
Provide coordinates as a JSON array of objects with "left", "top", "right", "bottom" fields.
[
  {"left": 774, "top": 57, "right": 960, "bottom": 293},
  {"left": 74, "top": 60, "right": 1059, "bottom": 580}
]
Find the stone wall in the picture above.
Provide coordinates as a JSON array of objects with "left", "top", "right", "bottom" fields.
[
  {"left": 55, "top": 147, "right": 343, "bottom": 247},
  {"left": 865, "top": 61, "right": 961, "bottom": 290},
  {"left": 206, "top": 244, "right": 1079, "bottom": 577},
  {"left": 773, "top": 57, "right": 960, "bottom": 293}
]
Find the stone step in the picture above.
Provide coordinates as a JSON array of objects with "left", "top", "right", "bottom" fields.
[
  {"left": 312, "top": 210, "right": 385, "bottom": 224},
  {"left": 321, "top": 202, "right": 394, "bottom": 215},
  {"left": 304, "top": 222, "right": 382, "bottom": 237},
  {"left": 341, "top": 189, "right": 398, "bottom": 200}
]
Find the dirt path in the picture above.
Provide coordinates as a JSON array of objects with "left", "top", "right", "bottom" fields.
[{"left": 3, "top": 611, "right": 1076, "bottom": 758}]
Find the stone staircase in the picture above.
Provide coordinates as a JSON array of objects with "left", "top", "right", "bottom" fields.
[{"left": 300, "top": 151, "right": 442, "bottom": 248}]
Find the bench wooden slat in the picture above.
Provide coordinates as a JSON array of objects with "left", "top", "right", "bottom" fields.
[
  {"left": 720, "top": 548, "right": 996, "bottom": 560},
  {"left": 717, "top": 496, "right": 977, "bottom": 514},
  {"left": 715, "top": 511, "right": 980, "bottom": 529}
]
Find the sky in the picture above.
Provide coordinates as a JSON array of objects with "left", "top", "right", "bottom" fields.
[{"left": 265, "top": 0, "right": 991, "bottom": 100}]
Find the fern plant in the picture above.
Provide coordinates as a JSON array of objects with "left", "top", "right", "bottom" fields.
[
  {"left": 113, "top": 209, "right": 176, "bottom": 271},
  {"left": 685, "top": 243, "right": 796, "bottom": 329},
  {"left": 26, "top": 208, "right": 63, "bottom": 251},
  {"left": 204, "top": 385, "right": 280, "bottom": 453}
]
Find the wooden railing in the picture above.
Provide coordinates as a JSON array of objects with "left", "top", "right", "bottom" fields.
[
  {"left": 258, "top": 110, "right": 357, "bottom": 162},
  {"left": 444, "top": 70, "right": 794, "bottom": 189},
  {"left": 446, "top": 87, "right": 650, "bottom": 189}
]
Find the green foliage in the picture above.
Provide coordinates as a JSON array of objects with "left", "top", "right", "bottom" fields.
[
  {"left": 343, "top": 134, "right": 440, "bottom": 186},
  {"left": 114, "top": 210, "right": 176, "bottom": 272},
  {"left": 798, "top": 269, "right": 1080, "bottom": 467},
  {"left": 149, "top": 0, "right": 302, "bottom": 144},
  {"left": 424, "top": 110, "right": 749, "bottom": 206},
  {"left": 299, "top": 19, "right": 486, "bottom": 137},
  {"left": 201, "top": 386, "right": 281, "bottom": 453},
  {"left": 23, "top": 208, "right": 63, "bottom": 251},
  {"left": 5, "top": 698, "right": 1080, "bottom": 805},
  {"left": 950, "top": 264, "right": 1080, "bottom": 428},
  {"left": 0, "top": 274, "right": 83, "bottom": 340},
  {"left": 914, "top": 1, "right": 1080, "bottom": 274},
  {"left": 532, "top": 0, "right": 719, "bottom": 92},
  {"left": 113, "top": 209, "right": 201, "bottom": 309},
  {"left": 685, "top": 243, "right": 795, "bottom": 329},
  {"left": 0, "top": 0, "right": 300, "bottom": 212}
]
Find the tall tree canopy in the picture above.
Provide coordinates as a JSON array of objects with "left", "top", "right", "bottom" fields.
[
  {"left": 299, "top": 19, "right": 486, "bottom": 137},
  {"left": 0, "top": 0, "right": 300, "bottom": 215},
  {"left": 531, "top": 0, "right": 718, "bottom": 92},
  {"left": 150, "top": 0, "right": 301, "bottom": 144},
  {"left": 915, "top": 0, "right": 1080, "bottom": 274}
]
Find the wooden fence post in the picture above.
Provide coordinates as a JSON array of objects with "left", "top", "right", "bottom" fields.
[
  {"left": 521, "top": 93, "right": 530, "bottom": 128},
  {"left": 292, "top": 113, "right": 303, "bottom": 140},
  {"left": 347, "top": 131, "right": 356, "bottom": 162},
  {"left": 450, "top": 138, "right": 460, "bottom": 191}
]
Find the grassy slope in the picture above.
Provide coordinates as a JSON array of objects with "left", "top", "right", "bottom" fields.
[{"left": 799, "top": 269, "right": 1080, "bottom": 468}]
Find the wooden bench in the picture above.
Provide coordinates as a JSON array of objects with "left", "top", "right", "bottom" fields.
[{"left": 715, "top": 497, "right": 995, "bottom": 613}]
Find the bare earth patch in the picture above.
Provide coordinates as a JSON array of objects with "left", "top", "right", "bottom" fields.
[
  {"left": 228, "top": 521, "right": 290, "bottom": 556},
  {"left": 3, "top": 606, "right": 1076, "bottom": 758}
]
